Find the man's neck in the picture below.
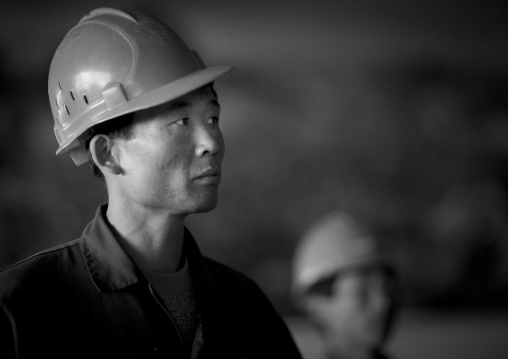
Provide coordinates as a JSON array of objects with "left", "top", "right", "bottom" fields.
[{"left": 106, "top": 199, "right": 186, "bottom": 273}]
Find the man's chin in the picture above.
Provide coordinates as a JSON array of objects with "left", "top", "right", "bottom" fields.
[
  {"left": 193, "top": 195, "right": 219, "bottom": 213},
  {"left": 178, "top": 189, "right": 219, "bottom": 215},
  {"left": 194, "top": 202, "right": 218, "bottom": 213}
]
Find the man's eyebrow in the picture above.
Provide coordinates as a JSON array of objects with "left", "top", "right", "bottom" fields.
[
  {"left": 168, "top": 99, "right": 221, "bottom": 111},
  {"left": 168, "top": 100, "right": 190, "bottom": 111},
  {"left": 210, "top": 99, "right": 221, "bottom": 109}
]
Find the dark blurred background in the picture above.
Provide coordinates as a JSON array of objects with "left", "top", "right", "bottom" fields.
[{"left": 1, "top": 0, "right": 508, "bottom": 357}]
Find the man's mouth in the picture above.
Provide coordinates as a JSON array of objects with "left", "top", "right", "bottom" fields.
[{"left": 195, "top": 168, "right": 221, "bottom": 184}]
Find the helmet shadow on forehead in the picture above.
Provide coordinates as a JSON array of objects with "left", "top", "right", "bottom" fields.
[{"left": 134, "top": 84, "right": 219, "bottom": 120}]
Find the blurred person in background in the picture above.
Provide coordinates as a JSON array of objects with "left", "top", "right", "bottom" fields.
[
  {"left": 0, "top": 7, "right": 302, "bottom": 359},
  {"left": 292, "top": 211, "right": 397, "bottom": 359}
]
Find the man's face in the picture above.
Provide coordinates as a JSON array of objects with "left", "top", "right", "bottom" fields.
[
  {"left": 306, "top": 266, "right": 395, "bottom": 356},
  {"left": 113, "top": 86, "right": 225, "bottom": 215}
]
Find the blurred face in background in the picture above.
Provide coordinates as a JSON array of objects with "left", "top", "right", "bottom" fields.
[{"left": 305, "top": 264, "right": 396, "bottom": 358}]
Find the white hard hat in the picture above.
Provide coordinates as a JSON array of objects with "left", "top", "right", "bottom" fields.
[{"left": 292, "top": 211, "right": 387, "bottom": 295}]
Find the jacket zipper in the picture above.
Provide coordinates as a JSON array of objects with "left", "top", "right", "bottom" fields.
[{"left": 148, "top": 283, "right": 185, "bottom": 347}]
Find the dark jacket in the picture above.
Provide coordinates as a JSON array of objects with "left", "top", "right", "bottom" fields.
[{"left": 0, "top": 205, "right": 302, "bottom": 359}]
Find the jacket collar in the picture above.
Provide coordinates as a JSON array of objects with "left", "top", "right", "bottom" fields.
[
  {"left": 79, "top": 204, "right": 224, "bottom": 299},
  {"left": 79, "top": 204, "right": 142, "bottom": 292}
]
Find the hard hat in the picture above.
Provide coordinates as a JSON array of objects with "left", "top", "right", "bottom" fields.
[
  {"left": 48, "top": 7, "right": 233, "bottom": 165},
  {"left": 292, "top": 211, "right": 387, "bottom": 296}
]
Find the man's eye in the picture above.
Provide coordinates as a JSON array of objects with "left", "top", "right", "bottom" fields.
[
  {"left": 207, "top": 116, "right": 219, "bottom": 125},
  {"left": 174, "top": 118, "right": 189, "bottom": 126}
]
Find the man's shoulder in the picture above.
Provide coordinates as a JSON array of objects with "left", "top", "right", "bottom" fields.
[
  {"left": 200, "top": 256, "right": 304, "bottom": 358},
  {"left": 0, "top": 240, "right": 82, "bottom": 296},
  {"left": 1, "top": 239, "right": 81, "bottom": 272},
  {"left": 203, "top": 257, "right": 252, "bottom": 283},
  {"left": 202, "top": 256, "right": 267, "bottom": 299}
]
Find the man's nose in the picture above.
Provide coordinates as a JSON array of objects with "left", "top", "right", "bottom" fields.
[{"left": 194, "top": 125, "right": 223, "bottom": 157}]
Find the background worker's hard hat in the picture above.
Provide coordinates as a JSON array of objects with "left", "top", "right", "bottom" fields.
[
  {"left": 48, "top": 7, "right": 233, "bottom": 165},
  {"left": 292, "top": 211, "right": 387, "bottom": 295}
]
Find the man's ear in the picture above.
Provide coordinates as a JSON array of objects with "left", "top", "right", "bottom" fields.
[{"left": 89, "top": 134, "right": 122, "bottom": 176}]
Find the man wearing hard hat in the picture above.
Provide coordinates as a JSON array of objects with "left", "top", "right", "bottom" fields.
[
  {"left": 0, "top": 8, "right": 302, "bottom": 359},
  {"left": 292, "top": 211, "right": 397, "bottom": 359}
]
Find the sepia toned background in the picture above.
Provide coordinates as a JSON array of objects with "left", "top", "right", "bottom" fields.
[{"left": 1, "top": 1, "right": 508, "bottom": 358}]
